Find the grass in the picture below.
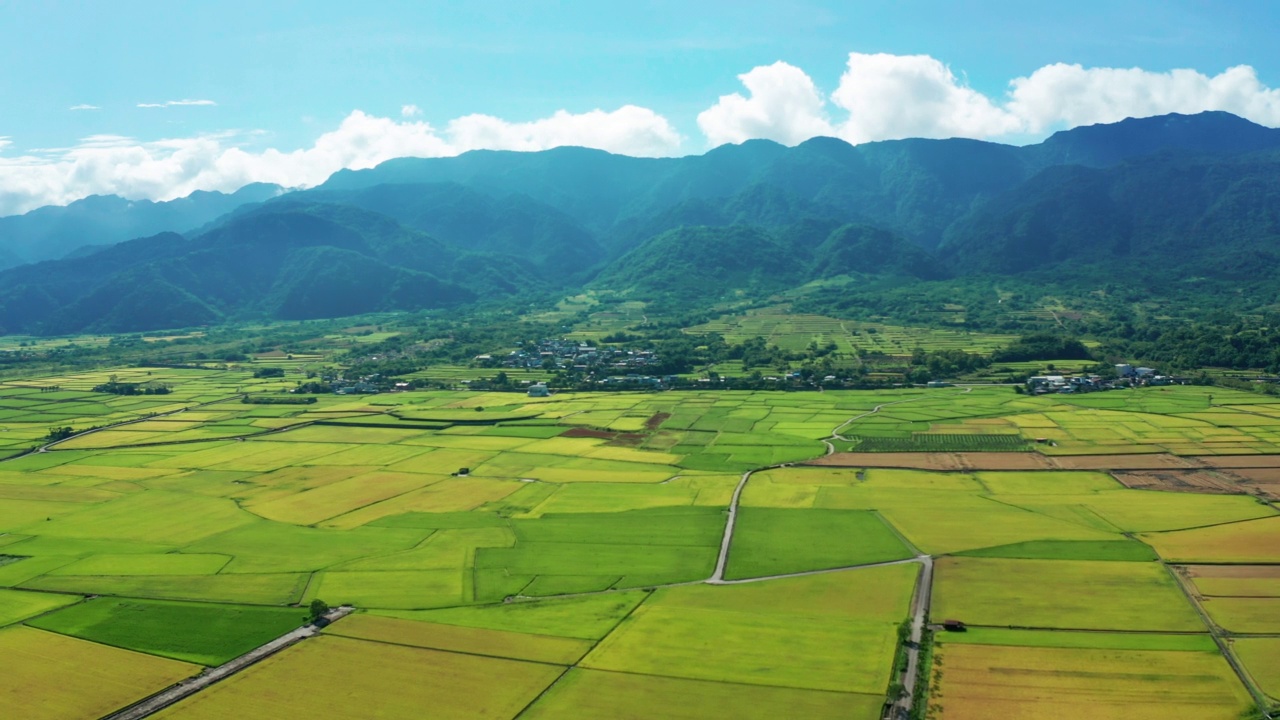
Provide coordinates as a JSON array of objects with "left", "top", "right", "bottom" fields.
[
  {"left": 153, "top": 635, "right": 562, "bottom": 720},
  {"left": 932, "top": 557, "right": 1205, "bottom": 632},
  {"left": 27, "top": 597, "right": 305, "bottom": 665},
  {"left": 521, "top": 669, "right": 887, "bottom": 720},
  {"left": 0, "top": 626, "right": 198, "bottom": 720},
  {"left": 930, "top": 642, "right": 1253, "bottom": 720},
  {"left": 724, "top": 508, "right": 914, "bottom": 579}
]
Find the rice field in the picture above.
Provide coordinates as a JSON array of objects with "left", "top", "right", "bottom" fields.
[
  {"left": 0, "top": 375, "right": 1278, "bottom": 718},
  {"left": 932, "top": 557, "right": 1204, "bottom": 632},
  {"left": 929, "top": 641, "right": 1253, "bottom": 719},
  {"left": 0, "top": 626, "right": 198, "bottom": 720}
]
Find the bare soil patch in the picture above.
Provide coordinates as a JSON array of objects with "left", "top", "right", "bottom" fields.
[
  {"left": 645, "top": 413, "right": 671, "bottom": 431},
  {"left": 811, "top": 452, "right": 1056, "bottom": 471},
  {"left": 810, "top": 452, "right": 965, "bottom": 471},
  {"left": 1193, "top": 455, "right": 1280, "bottom": 468},
  {"left": 560, "top": 427, "right": 646, "bottom": 446},
  {"left": 1050, "top": 453, "right": 1196, "bottom": 470},
  {"left": 1185, "top": 565, "right": 1280, "bottom": 580},
  {"left": 1112, "top": 470, "right": 1243, "bottom": 495}
]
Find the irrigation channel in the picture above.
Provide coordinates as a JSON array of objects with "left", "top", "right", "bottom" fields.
[{"left": 87, "top": 390, "right": 953, "bottom": 719}]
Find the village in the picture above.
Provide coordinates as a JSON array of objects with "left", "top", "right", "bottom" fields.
[{"left": 1025, "top": 363, "right": 1178, "bottom": 395}]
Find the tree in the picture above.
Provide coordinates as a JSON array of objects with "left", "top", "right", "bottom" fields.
[{"left": 308, "top": 599, "right": 330, "bottom": 620}]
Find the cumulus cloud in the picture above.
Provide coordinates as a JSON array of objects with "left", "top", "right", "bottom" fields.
[
  {"left": 1007, "top": 63, "right": 1280, "bottom": 132},
  {"left": 698, "top": 62, "right": 834, "bottom": 146},
  {"left": 0, "top": 105, "right": 682, "bottom": 216},
  {"left": 401, "top": 104, "right": 422, "bottom": 118},
  {"left": 698, "top": 53, "right": 1280, "bottom": 148},
  {"left": 831, "top": 53, "right": 1022, "bottom": 143},
  {"left": 137, "top": 99, "right": 217, "bottom": 108},
  {"left": 68, "top": 104, "right": 100, "bottom": 111}
]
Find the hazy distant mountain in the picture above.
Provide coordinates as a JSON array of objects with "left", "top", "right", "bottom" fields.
[
  {"left": 0, "top": 203, "right": 537, "bottom": 334},
  {"left": 296, "top": 182, "right": 606, "bottom": 275},
  {"left": 1024, "top": 111, "right": 1280, "bottom": 169},
  {"left": 5, "top": 111, "right": 1280, "bottom": 334},
  {"left": 0, "top": 183, "right": 285, "bottom": 270}
]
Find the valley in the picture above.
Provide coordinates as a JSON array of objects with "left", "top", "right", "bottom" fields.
[{"left": 0, "top": 361, "right": 1277, "bottom": 718}]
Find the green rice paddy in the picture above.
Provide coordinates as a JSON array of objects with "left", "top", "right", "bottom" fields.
[{"left": 0, "top": 371, "right": 1278, "bottom": 718}]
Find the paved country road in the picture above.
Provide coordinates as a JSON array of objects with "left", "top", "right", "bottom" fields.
[{"left": 100, "top": 606, "right": 353, "bottom": 720}]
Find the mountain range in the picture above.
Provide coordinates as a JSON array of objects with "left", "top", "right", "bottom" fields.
[{"left": 1, "top": 111, "right": 1278, "bottom": 334}]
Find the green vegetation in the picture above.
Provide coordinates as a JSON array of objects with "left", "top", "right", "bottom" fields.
[
  {"left": 724, "top": 508, "right": 913, "bottom": 579},
  {"left": 953, "top": 539, "right": 1159, "bottom": 562},
  {"left": 28, "top": 598, "right": 305, "bottom": 665},
  {"left": 0, "top": 361, "right": 1278, "bottom": 718}
]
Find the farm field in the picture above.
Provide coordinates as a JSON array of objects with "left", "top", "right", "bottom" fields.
[
  {"left": 1234, "top": 638, "right": 1280, "bottom": 703},
  {"left": 0, "top": 626, "right": 198, "bottom": 720},
  {"left": 1, "top": 375, "right": 1280, "bottom": 717},
  {"left": 154, "top": 635, "right": 563, "bottom": 719},
  {"left": 928, "top": 640, "right": 1254, "bottom": 719},
  {"left": 685, "top": 307, "right": 1017, "bottom": 357}
]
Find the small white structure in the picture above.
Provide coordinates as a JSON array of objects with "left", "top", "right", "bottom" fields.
[{"left": 527, "top": 383, "right": 550, "bottom": 398}]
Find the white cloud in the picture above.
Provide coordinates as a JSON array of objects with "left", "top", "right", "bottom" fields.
[
  {"left": 697, "top": 61, "right": 834, "bottom": 146},
  {"left": 0, "top": 105, "right": 683, "bottom": 216},
  {"left": 401, "top": 104, "right": 422, "bottom": 118},
  {"left": 830, "top": 53, "right": 1022, "bottom": 143},
  {"left": 697, "top": 53, "right": 1280, "bottom": 148},
  {"left": 137, "top": 99, "right": 217, "bottom": 108},
  {"left": 68, "top": 104, "right": 100, "bottom": 111},
  {"left": 1007, "top": 63, "right": 1280, "bottom": 132},
  {"left": 447, "top": 105, "right": 681, "bottom": 156}
]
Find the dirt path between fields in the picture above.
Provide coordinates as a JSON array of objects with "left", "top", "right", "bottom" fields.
[{"left": 99, "top": 606, "right": 353, "bottom": 720}]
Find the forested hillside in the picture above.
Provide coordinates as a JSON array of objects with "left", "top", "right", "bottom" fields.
[{"left": 2, "top": 111, "right": 1279, "bottom": 335}]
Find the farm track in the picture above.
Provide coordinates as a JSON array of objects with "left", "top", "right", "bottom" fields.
[
  {"left": 98, "top": 606, "right": 354, "bottom": 720},
  {"left": 502, "top": 395, "right": 948, "bottom": 717}
]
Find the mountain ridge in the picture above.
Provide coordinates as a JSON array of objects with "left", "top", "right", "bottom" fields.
[{"left": 2, "top": 111, "right": 1279, "bottom": 335}]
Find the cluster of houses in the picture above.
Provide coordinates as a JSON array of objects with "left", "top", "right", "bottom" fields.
[
  {"left": 475, "top": 339, "right": 659, "bottom": 374},
  {"left": 1026, "top": 363, "right": 1178, "bottom": 394}
]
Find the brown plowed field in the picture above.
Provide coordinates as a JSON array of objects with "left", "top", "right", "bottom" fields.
[
  {"left": 1051, "top": 454, "right": 1198, "bottom": 470},
  {"left": 1112, "top": 470, "right": 1242, "bottom": 494},
  {"left": 811, "top": 452, "right": 1280, "bottom": 498},
  {"left": 1192, "top": 455, "right": 1280, "bottom": 468},
  {"left": 810, "top": 452, "right": 1056, "bottom": 471}
]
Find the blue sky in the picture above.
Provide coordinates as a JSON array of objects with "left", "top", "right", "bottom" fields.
[{"left": 2, "top": 0, "right": 1279, "bottom": 214}]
